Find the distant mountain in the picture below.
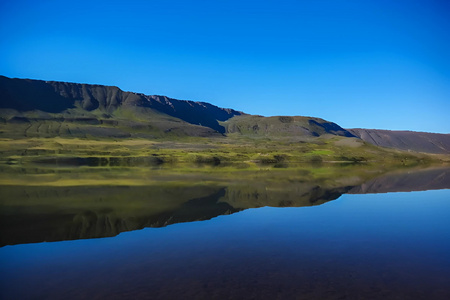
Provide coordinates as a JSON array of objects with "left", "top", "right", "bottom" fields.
[{"left": 349, "top": 128, "right": 450, "bottom": 154}]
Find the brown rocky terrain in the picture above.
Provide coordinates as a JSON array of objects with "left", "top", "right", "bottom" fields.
[{"left": 349, "top": 128, "right": 450, "bottom": 154}]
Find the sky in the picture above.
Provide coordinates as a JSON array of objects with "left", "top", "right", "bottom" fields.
[{"left": 1, "top": 0, "right": 449, "bottom": 133}]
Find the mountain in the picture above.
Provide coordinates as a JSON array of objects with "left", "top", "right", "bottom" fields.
[
  {"left": 349, "top": 128, "right": 450, "bottom": 154},
  {"left": 1, "top": 75, "right": 449, "bottom": 155},
  {"left": 0, "top": 75, "right": 243, "bottom": 137},
  {"left": 0, "top": 75, "right": 357, "bottom": 139}
]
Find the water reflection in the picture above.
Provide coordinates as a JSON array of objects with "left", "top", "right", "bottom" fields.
[
  {"left": 350, "top": 167, "right": 450, "bottom": 194},
  {"left": 1, "top": 165, "right": 449, "bottom": 246},
  {"left": 1, "top": 190, "right": 449, "bottom": 300}
]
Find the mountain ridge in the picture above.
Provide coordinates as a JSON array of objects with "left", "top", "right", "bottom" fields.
[
  {"left": 0, "top": 75, "right": 356, "bottom": 139},
  {"left": 0, "top": 75, "right": 244, "bottom": 134}
]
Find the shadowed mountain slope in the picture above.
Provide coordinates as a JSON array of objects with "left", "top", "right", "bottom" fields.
[
  {"left": 349, "top": 128, "right": 450, "bottom": 154},
  {"left": 0, "top": 75, "right": 243, "bottom": 134}
]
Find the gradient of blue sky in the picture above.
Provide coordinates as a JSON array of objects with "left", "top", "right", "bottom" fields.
[{"left": 1, "top": 0, "right": 449, "bottom": 132}]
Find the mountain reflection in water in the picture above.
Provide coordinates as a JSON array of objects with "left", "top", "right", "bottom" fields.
[{"left": 1, "top": 165, "right": 449, "bottom": 246}]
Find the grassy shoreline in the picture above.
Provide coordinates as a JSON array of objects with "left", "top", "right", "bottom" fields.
[
  {"left": 1, "top": 135, "right": 446, "bottom": 167},
  {"left": 1, "top": 135, "right": 448, "bottom": 188}
]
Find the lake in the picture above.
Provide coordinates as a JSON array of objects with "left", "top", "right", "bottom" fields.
[{"left": 0, "top": 164, "right": 449, "bottom": 299}]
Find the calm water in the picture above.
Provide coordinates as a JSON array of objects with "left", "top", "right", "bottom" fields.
[{"left": 1, "top": 166, "right": 449, "bottom": 299}]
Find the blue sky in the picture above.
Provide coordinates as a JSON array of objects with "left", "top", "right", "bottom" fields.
[{"left": 1, "top": 0, "right": 449, "bottom": 133}]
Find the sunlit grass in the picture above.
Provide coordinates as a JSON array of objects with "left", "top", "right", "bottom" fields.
[{"left": 0, "top": 135, "right": 445, "bottom": 180}]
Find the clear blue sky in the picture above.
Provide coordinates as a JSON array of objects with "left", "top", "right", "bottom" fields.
[{"left": 1, "top": 0, "right": 449, "bottom": 133}]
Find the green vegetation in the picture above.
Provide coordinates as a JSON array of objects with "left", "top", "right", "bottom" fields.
[
  {"left": 0, "top": 130, "right": 446, "bottom": 172},
  {"left": 0, "top": 135, "right": 440, "bottom": 169},
  {"left": 0, "top": 131, "right": 447, "bottom": 189}
]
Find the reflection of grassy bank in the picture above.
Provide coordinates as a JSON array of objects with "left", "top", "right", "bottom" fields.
[
  {"left": 0, "top": 163, "right": 395, "bottom": 246},
  {"left": 2, "top": 163, "right": 449, "bottom": 246},
  {"left": 0, "top": 158, "right": 418, "bottom": 187}
]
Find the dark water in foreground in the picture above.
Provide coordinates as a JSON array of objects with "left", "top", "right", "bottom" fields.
[{"left": 0, "top": 166, "right": 450, "bottom": 299}]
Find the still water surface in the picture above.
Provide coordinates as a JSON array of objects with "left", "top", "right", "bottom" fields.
[{"left": 0, "top": 166, "right": 449, "bottom": 299}]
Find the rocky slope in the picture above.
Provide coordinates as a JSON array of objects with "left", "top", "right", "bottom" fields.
[{"left": 349, "top": 128, "right": 450, "bottom": 154}]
